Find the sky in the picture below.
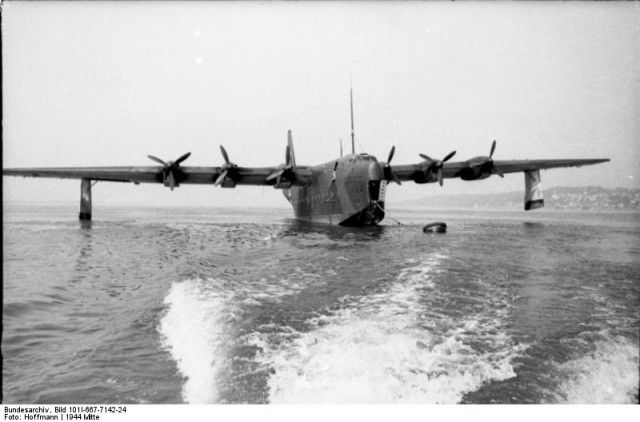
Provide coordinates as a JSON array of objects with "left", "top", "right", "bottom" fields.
[{"left": 3, "top": 1, "right": 639, "bottom": 209}]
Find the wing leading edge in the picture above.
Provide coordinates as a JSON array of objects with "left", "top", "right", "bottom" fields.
[{"left": 487, "top": 158, "right": 610, "bottom": 174}]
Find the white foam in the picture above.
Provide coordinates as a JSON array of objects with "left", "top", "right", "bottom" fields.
[
  {"left": 554, "top": 334, "right": 639, "bottom": 404},
  {"left": 158, "top": 275, "right": 315, "bottom": 403},
  {"left": 158, "top": 279, "right": 231, "bottom": 403},
  {"left": 252, "top": 253, "right": 524, "bottom": 403},
  {"left": 549, "top": 283, "right": 640, "bottom": 404}
]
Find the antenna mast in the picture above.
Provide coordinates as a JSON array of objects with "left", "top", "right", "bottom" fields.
[{"left": 350, "top": 84, "right": 355, "bottom": 154}]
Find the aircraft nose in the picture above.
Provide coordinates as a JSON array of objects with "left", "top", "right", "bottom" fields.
[{"left": 368, "top": 161, "right": 384, "bottom": 181}]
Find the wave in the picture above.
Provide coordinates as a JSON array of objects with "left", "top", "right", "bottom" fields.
[
  {"left": 157, "top": 279, "right": 230, "bottom": 403},
  {"left": 249, "top": 253, "right": 525, "bottom": 403},
  {"left": 157, "top": 273, "right": 313, "bottom": 403},
  {"left": 551, "top": 333, "right": 639, "bottom": 404}
]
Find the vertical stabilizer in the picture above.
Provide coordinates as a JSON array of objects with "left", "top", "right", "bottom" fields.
[{"left": 287, "top": 130, "right": 296, "bottom": 168}]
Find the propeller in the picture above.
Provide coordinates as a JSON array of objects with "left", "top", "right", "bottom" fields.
[
  {"left": 470, "top": 140, "right": 503, "bottom": 177},
  {"left": 488, "top": 140, "right": 504, "bottom": 177},
  {"left": 382, "top": 146, "right": 402, "bottom": 185},
  {"left": 147, "top": 152, "right": 191, "bottom": 190},
  {"left": 214, "top": 145, "right": 238, "bottom": 186},
  {"left": 267, "top": 145, "right": 302, "bottom": 187},
  {"left": 466, "top": 140, "right": 504, "bottom": 178},
  {"left": 418, "top": 150, "right": 456, "bottom": 186}
]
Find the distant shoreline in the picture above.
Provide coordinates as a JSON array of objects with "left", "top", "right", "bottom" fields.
[{"left": 398, "top": 186, "right": 640, "bottom": 211}]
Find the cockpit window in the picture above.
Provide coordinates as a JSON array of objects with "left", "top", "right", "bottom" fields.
[{"left": 357, "top": 153, "right": 376, "bottom": 162}]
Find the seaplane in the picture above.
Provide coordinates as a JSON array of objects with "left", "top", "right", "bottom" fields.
[{"left": 3, "top": 91, "right": 609, "bottom": 226}]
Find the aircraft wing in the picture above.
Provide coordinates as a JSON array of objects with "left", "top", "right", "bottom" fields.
[
  {"left": 474, "top": 158, "right": 610, "bottom": 174},
  {"left": 389, "top": 158, "right": 609, "bottom": 184},
  {"left": 1, "top": 165, "right": 303, "bottom": 187},
  {"left": 4, "top": 132, "right": 311, "bottom": 189}
]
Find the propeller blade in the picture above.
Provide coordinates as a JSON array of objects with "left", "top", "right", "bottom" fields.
[
  {"left": 175, "top": 152, "right": 191, "bottom": 165},
  {"left": 443, "top": 150, "right": 456, "bottom": 163},
  {"left": 266, "top": 168, "right": 285, "bottom": 182},
  {"left": 437, "top": 168, "right": 444, "bottom": 186},
  {"left": 388, "top": 146, "right": 396, "bottom": 164},
  {"left": 220, "top": 145, "right": 230, "bottom": 164},
  {"left": 285, "top": 145, "right": 291, "bottom": 167},
  {"left": 419, "top": 154, "right": 434, "bottom": 163},
  {"left": 168, "top": 172, "right": 176, "bottom": 191},
  {"left": 148, "top": 155, "right": 166, "bottom": 166},
  {"left": 381, "top": 146, "right": 401, "bottom": 185},
  {"left": 487, "top": 141, "right": 502, "bottom": 176},
  {"left": 214, "top": 169, "right": 228, "bottom": 186}
]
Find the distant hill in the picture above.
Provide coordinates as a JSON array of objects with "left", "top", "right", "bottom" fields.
[{"left": 398, "top": 186, "right": 640, "bottom": 210}]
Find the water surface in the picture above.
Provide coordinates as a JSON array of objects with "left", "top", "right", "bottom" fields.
[{"left": 3, "top": 203, "right": 638, "bottom": 404}]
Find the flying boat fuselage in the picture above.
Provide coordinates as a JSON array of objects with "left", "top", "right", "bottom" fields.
[{"left": 283, "top": 153, "right": 386, "bottom": 226}]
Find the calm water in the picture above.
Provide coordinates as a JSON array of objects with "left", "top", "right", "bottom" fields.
[{"left": 2, "top": 203, "right": 639, "bottom": 404}]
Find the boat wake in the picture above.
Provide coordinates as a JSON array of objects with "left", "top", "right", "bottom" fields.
[
  {"left": 158, "top": 279, "right": 231, "bottom": 403},
  {"left": 552, "top": 333, "right": 639, "bottom": 403},
  {"left": 249, "top": 253, "right": 526, "bottom": 403}
]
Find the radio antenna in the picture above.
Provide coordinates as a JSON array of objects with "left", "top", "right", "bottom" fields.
[{"left": 350, "top": 82, "right": 355, "bottom": 155}]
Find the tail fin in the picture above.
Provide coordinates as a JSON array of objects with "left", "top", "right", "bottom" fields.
[{"left": 287, "top": 130, "right": 296, "bottom": 168}]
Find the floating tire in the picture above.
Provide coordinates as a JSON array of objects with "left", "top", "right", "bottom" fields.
[{"left": 423, "top": 222, "right": 447, "bottom": 233}]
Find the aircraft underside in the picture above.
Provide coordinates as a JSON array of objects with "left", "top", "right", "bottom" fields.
[
  {"left": 290, "top": 200, "right": 386, "bottom": 226},
  {"left": 337, "top": 201, "right": 385, "bottom": 226}
]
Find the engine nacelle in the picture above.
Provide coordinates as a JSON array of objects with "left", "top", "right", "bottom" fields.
[
  {"left": 460, "top": 165, "right": 492, "bottom": 181},
  {"left": 413, "top": 168, "right": 434, "bottom": 184}
]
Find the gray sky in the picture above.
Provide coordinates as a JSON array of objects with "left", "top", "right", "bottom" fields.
[{"left": 3, "top": 1, "right": 638, "bottom": 208}]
